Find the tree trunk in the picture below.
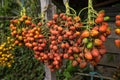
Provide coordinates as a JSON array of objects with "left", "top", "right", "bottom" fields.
[{"left": 40, "top": 0, "right": 56, "bottom": 80}]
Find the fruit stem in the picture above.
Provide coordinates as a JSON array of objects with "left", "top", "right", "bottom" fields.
[
  {"left": 64, "top": 0, "right": 76, "bottom": 16},
  {"left": 78, "top": 7, "right": 88, "bottom": 16},
  {"left": 20, "top": 7, "right": 26, "bottom": 16},
  {"left": 88, "top": 0, "right": 92, "bottom": 25}
]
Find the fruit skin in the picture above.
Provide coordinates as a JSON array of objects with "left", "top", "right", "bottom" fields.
[
  {"left": 90, "top": 30, "right": 99, "bottom": 37},
  {"left": 104, "top": 16, "right": 110, "bottom": 21},
  {"left": 99, "top": 35, "right": 106, "bottom": 42},
  {"left": 84, "top": 52, "right": 93, "bottom": 60},
  {"left": 95, "top": 17, "right": 104, "bottom": 24},
  {"left": 99, "top": 25, "right": 107, "bottom": 33},
  {"left": 72, "top": 60, "right": 78, "bottom": 67},
  {"left": 87, "top": 42, "right": 93, "bottom": 49},
  {"left": 115, "top": 20, "right": 120, "bottom": 27},
  {"left": 94, "top": 39, "right": 103, "bottom": 46},
  {"left": 81, "top": 30, "right": 90, "bottom": 38},
  {"left": 99, "top": 48, "right": 106, "bottom": 55},
  {"left": 82, "top": 38, "right": 89, "bottom": 44},
  {"left": 79, "top": 61, "right": 87, "bottom": 68},
  {"left": 115, "top": 28, "right": 120, "bottom": 35},
  {"left": 116, "top": 15, "right": 120, "bottom": 20},
  {"left": 91, "top": 48, "right": 99, "bottom": 57},
  {"left": 114, "top": 39, "right": 120, "bottom": 48}
]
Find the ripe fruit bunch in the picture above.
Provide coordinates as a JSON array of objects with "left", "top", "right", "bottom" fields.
[
  {"left": 77, "top": 10, "right": 111, "bottom": 66},
  {"left": 9, "top": 15, "right": 33, "bottom": 46},
  {"left": 0, "top": 37, "right": 15, "bottom": 67},
  {"left": 33, "top": 13, "right": 84, "bottom": 71},
  {"left": 23, "top": 23, "right": 48, "bottom": 60},
  {"left": 33, "top": 11, "right": 111, "bottom": 71},
  {"left": 114, "top": 15, "right": 120, "bottom": 48}
]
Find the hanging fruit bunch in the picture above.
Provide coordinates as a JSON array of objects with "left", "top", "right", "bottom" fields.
[
  {"left": 33, "top": 0, "right": 111, "bottom": 72},
  {"left": 114, "top": 14, "right": 120, "bottom": 48},
  {"left": 9, "top": 7, "right": 34, "bottom": 46},
  {"left": 76, "top": 0, "right": 111, "bottom": 67},
  {"left": 72, "top": 0, "right": 111, "bottom": 67},
  {"left": 9, "top": 7, "right": 48, "bottom": 61},
  {"left": 23, "top": 21, "right": 48, "bottom": 59},
  {"left": 0, "top": 36, "right": 15, "bottom": 67}
]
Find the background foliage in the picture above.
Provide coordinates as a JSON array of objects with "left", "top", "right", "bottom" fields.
[{"left": 0, "top": 0, "right": 45, "bottom": 80}]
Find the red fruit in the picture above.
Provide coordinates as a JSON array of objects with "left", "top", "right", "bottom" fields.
[
  {"left": 38, "top": 22, "right": 42, "bottom": 26},
  {"left": 60, "top": 13, "right": 64, "bottom": 18},
  {"left": 69, "top": 56, "right": 74, "bottom": 60},
  {"left": 47, "top": 23, "right": 51, "bottom": 27},
  {"left": 92, "top": 26, "right": 99, "bottom": 30},
  {"left": 51, "top": 41, "right": 57, "bottom": 45},
  {"left": 53, "top": 14, "right": 58, "bottom": 20},
  {"left": 72, "top": 60, "right": 78, "bottom": 67},
  {"left": 62, "top": 15, "right": 67, "bottom": 20},
  {"left": 95, "top": 55, "right": 102, "bottom": 63},
  {"left": 98, "top": 10, "right": 105, "bottom": 17},
  {"left": 99, "top": 35, "right": 106, "bottom": 42},
  {"left": 95, "top": 17, "right": 104, "bottom": 24},
  {"left": 116, "top": 15, "right": 120, "bottom": 20},
  {"left": 115, "top": 20, "right": 120, "bottom": 27},
  {"left": 70, "top": 26, "right": 76, "bottom": 31},
  {"left": 52, "top": 45, "right": 58, "bottom": 51},
  {"left": 67, "top": 17, "right": 72, "bottom": 21},
  {"left": 99, "top": 25, "right": 107, "bottom": 33},
  {"left": 72, "top": 47, "right": 79, "bottom": 53},
  {"left": 76, "top": 57, "right": 82, "bottom": 63},
  {"left": 48, "top": 65, "right": 53, "bottom": 69},
  {"left": 99, "top": 48, "right": 107, "bottom": 55},
  {"left": 79, "top": 61, "right": 87, "bottom": 68},
  {"left": 34, "top": 55, "right": 39, "bottom": 59},
  {"left": 115, "top": 39, "right": 120, "bottom": 48},
  {"left": 33, "top": 46, "right": 38, "bottom": 51},
  {"left": 90, "top": 61, "right": 97, "bottom": 66},
  {"left": 63, "top": 54, "right": 69, "bottom": 59},
  {"left": 41, "top": 43, "right": 46, "bottom": 48},
  {"left": 57, "top": 27, "right": 63, "bottom": 31},
  {"left": 61, "top": 43, "right": 65, "bottom": 48},
  {"left": 58, "top": 36, "right": 63, "bottom": 41},
  {"left": 43, "top": 54, "right": 48, "bottom": 60},
  {"left": 55, "top": 65, "right": 60, "bottom": 69},
  {"left": 67, "top": 49, "right": 73, "bottom": 54},
  {"left": 49, "top": 54, "right": 54, "bottom": 59},
  {"left": 34, "top": 51, "right": 40, "bottom": 55},
  {"left": 38, "top": 46, "right": 43, "bottom": 51},
  {"left": 53, "top": 60, "right": 59, "bottom": 65},
  {"left": 84, "top": 52, "right": 93, "bottom": 60},
  {"left": 91, "top": 48, "right": 99, "bottom": 57}
]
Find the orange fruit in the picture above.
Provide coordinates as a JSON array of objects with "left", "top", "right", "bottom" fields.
[
  {"left": 94, "top": 39, "right": 103, "bottom": 46},
  {"left": 115, "top": 20, "right": 120, "bottom": 27},
  {"left": 90, "top": 30, "right": 99, "bottom": 37},
  {"left": 84, "top": 51, "right": 93, "bottom": 60},
  {"left": 114, "top": 39, "right": 120, "bottom": 48},
  {"left": 81, "top": 30, "right": 90, "bottom": 38},
  {"left": 115, "top": 28, "right": 120, "bottom": 35}
]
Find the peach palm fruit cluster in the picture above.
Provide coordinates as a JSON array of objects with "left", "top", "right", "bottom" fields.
[
  {"left": 115, "top": 15, "right": 120, "bottom": 48},
  {"left": 0, "top": 37, "right": 15, "bottom": 67}
]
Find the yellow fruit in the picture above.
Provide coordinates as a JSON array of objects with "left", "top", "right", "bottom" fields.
[
  {"left": 18, "top": 36, "right": 23, "bottom": 41},
  {"left": 0, "top": 46, "right": 3, "bottom": 50},
  {"left": 7, "top": 37, "right": 10, "bottom": 40}
]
